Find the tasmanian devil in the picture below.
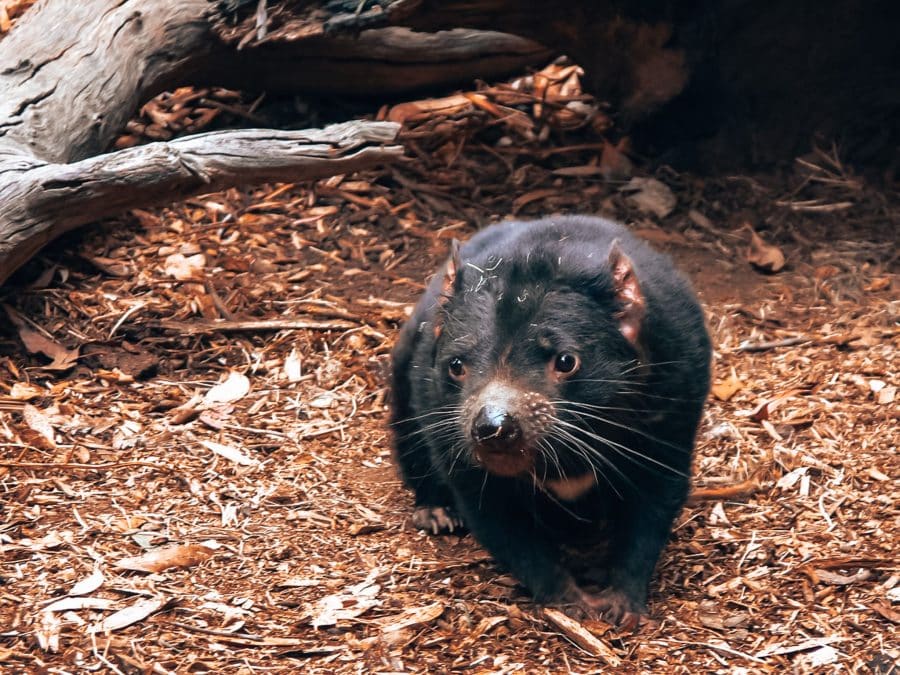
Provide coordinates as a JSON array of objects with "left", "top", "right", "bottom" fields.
[{"left": 390, "top": 215, "right": 711, "bottom": 627}]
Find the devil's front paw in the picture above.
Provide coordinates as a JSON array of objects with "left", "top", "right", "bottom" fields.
[
  {"left": 557, "top": 583, "right": 646, "bottom": 630},
  {"left": 411, "top": 505, "right": 465, "bottom": 535},
  {"left": 580, "top": 587, "right": 645, "bottom": 631}
]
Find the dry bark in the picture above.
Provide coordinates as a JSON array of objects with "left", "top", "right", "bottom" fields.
[
  {"left": 0, "top": 123, "right": 403, "bottom": 284},
  {"left": 0, "top": 0, "right": 546, "bottom": 285}
]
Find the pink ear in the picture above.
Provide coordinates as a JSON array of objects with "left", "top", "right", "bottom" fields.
[
  {"left": 434, "top": 239, "right": 462, "bottom": 339},
  {"left": 440, "top": 239, "right": 461, "bottom": 301},
  {"left": 608, "top": 241, "right": 645, "bottom": 345}
]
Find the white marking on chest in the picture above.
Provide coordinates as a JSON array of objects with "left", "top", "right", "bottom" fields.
[{"left": 543, "top": 473, "right": 597, "bottom": 501}]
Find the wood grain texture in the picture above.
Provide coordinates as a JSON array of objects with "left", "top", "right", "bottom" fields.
[
  {"left": 0, "top": 0, "right": 214, "bottom": 163},
  {"left": 0, "top": 122, "right": 402, "bottom": 284},
  {"left": 0, "top": 0, "right": 547, "bottom": 284}
]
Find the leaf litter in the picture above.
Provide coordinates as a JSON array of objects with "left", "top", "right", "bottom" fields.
[{"left": 0, "top": 58, "right": 897, "bottom": 674}]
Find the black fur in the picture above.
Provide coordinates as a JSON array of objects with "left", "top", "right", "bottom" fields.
[{"left": 390, "top": 215, "right": 711, "bottom": 623}]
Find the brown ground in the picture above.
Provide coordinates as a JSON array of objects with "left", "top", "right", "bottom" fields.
[{"left": 1, "top": 74, "right": 898, "bottom": 673}]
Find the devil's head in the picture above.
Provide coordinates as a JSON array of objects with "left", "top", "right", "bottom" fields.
[{"left": 427, "top": 237, "right": 649, "bottom": 489}]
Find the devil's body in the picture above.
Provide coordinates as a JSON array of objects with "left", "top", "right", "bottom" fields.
[{"left": 390, "top": 215, "right": 711, "bottom": 624}]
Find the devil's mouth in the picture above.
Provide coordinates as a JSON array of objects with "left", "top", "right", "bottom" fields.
[{"left": 473, "top": 443, "right": 534, "bottom": 476}]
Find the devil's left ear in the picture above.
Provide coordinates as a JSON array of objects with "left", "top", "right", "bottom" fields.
[{"left": 608, "top": 240, "right": 645, "bottom": 346}]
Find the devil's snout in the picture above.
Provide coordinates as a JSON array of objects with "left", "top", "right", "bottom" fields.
[{"left": 472, "top": 405, "right": 521, "bottom": 447}]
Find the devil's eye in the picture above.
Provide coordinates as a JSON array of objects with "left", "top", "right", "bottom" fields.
[
  {"left": 448, "top": 357, "right": 467, "bottom": 380},
  {"left": 553, "top": 352, "right": 580, "bottom": 376}
]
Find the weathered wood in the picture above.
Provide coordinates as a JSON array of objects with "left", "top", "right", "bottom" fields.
[
  {"left": 0, "top": 0, "right": 544, "bottom": 285},
  {"left": 0, "top": 0, "right": 214, "bottom": 164},
  {"left": 207, "top": 26, "right": 551, "bottom": 96},
  {"left": 0, "top": 122, "right": 402, "bottom": 285}
]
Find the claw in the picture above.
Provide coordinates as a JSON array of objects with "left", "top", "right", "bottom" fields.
[
  {"left": 583, "top": 587, "right": 645, "bottom": 631},
  {"left": 411, "top": 506, "right": 465, "bottom": 535},
  {"left": 558, "top": 585, "right": 646, "bottom": 631}
]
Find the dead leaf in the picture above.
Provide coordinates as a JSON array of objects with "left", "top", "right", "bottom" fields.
[
  {"left": 552, "top": 164, "right": 604, "bottom": 177},
  {"left": 697, "top": 601, "right": 749, "bottom": 631},
  {"left": 348, "top": 522, "right": 385, "bottom": 536},
  {"left": 199, "top": 439, "right": 259, "bottom": 467},
  {"left": 284, "top": 348, "right": 303, "bottom": 383},
  {"left": 633, "top": 226, "right": 687, "bottom": 245},
  {"left": 745, "top": 388, "right": 804, "bottom": 422},
  {"left": 23, "top": 404, "right": 56, "bottom": 449},
  {"left": 9, "top": 382, "right": 44, "bottom": 401},
  {"left": 745, "top": 227, "right": 785, "bottom": 273},
  {"left": 799, "top": 557, "right": 892, "bottom": 584},
  {"left": 44, "top": 597, "right": 115, "bottom": 613},
  {"left": 511, "top": 188, "right": 558, "bottom": 214},
  {"left": 812, "top": 568, "right": 873, "bottom": 586},
  {"left": 83, "top": 255, "right": 132, "bottom": 277},
  {"left": 867, "top": 467, "right": 890, "bottom": 481},
  {"left": 116, "top": 543, "right": 216, "bottom": 574},
  {"left": 870, "top": 601, "right": 900, "bottom": 624},
  {"left": 96, "top": 368, "right": 135, "bottom": 383},
  {"left": 378, "top": 601, "right": 445, "bottom": 633},
  {"left": 89, "top": 596, "right": 170, "bottom": 634},
  {"left": 599, "top": 139, "right": 632, "bottom": 180},
  {"left": 876, "top": 385, "right": 896, "bottom": 405},
  {"left": 276, "top": 577, "right": 321, "bottom": 589},
  {"left": 310, "top": 578, "right": 381, "bottom": 628},
  {"left": 712, "top": 371, "right": 744, "bottom": 402},
  {"left": 776, "top": 467, "right": 808, "bottom": 490},
  {"left": 36, "top": 609, "right": 61, "bottom": 652},
  {"left": 204, "top": 371, "right": 250, "bottom": 404},
  {"left": 863, "top": 276, "right": 891, "bottom": 292},
  {"left": 23, "top": 531, "right": 66, "bottom": 551},
  {"left": 460, "top": 616, "right": 509, "bottom": 647},
  {"left": 620, "top": 177, "right": 676, "bottom": 218},
  {"left": 164, "top": 252, "right": 206, "bottom": 280},
  {"left": 17, "top": 327, "right": 79, "bottom": 370},
  {"left": 386, "top": 94, "right": 470, "bottom": 124},
  {"left": 756, "top": 636, "right": 847, "bottom": 659},
  {"left": 798, "top": 645, "right": 840, "bottom": 668},
  {"left": 69, "top": 568, "right": 105, "bottom": 596}
]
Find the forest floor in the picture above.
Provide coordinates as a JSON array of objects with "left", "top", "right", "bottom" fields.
[{"left": 0, "top": 63, "right": 898, "bottom": 674}]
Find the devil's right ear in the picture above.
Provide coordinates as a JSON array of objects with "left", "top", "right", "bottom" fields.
[
  {"left": 440, "top": 239, "right": 462, "bottom": 300},
  {"left": 434, "top": 239, "right": 462, "bottom": 339}
]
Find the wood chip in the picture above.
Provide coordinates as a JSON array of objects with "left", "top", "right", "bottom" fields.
[
  {"left": 542, "top": 608, "right": 621, "bottom": 665},
  {"left": 116, "top": 543, "right": 217, "bottom": 573},
  {"left": 89, "top": 597, "right": 171, "bottom": 634}
]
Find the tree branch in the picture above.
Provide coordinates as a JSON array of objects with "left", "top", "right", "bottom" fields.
[{"left": 0, "top": 121, "right": 402, "bottom": 285}]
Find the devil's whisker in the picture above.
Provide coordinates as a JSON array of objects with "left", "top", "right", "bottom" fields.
[
  {"left": 547, "top": 425, "right": 630, "bottom": 497},
  {"left": 547, "top": 431, "right": 622, "bottom": 500},
  {"left": 554, "top": 419, "right": 687, "bottom": 477},
  {"left": 554, "top": 403, "right": 691, "bottom": 455}
]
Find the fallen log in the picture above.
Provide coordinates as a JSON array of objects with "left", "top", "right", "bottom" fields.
[
  {"left": 0, "top": 0, "right": 546, "bottom": 285},
  {"left": 0, "top": 122, "right": 403, "bottom": 284}
]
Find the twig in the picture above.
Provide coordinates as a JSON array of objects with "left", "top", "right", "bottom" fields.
[
  {"left": 542, "top": 608, "right": 622, "bottom": 665},
  {"left": 169, "top": 621, "right": 308, "bottom": 646},
  {"left": 735, "top": 336, "right": 810, "bottom": 352},
  {"left": 0, "top": 461, "right": 173, "bottom": 472},
  {"left": 667, "top": 639, "right": 765, "bottom": 664},
  {"left": 688, "top": 476, "right": 765, "bottom": 505},
  {"left": 151, "top": 318, "right": 357, "bottom": 334},
  {"left": 198, "top": 97, "right": 268, "bottom": 126}
]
